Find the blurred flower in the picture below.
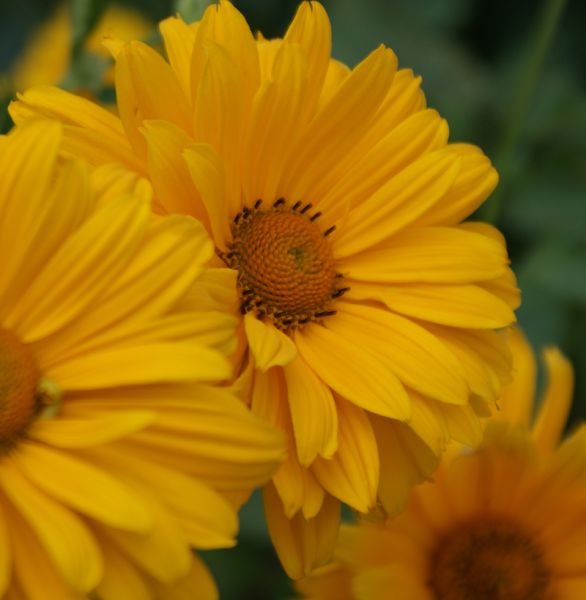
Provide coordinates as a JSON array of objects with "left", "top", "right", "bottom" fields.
[
  {"left": 0, "top": 120, "right": 284, "bottom": 599},
  {"left": 10, "top": 0, "right": 519, "bottom": 578},
  {"left": 10, "top": 3, "right": 152, "bottom": 91},
  {"left": 298, "top": 328, "right": 584, "bottom": 600}
]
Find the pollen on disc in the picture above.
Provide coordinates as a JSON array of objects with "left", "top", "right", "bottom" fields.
[{"left": 225, "top": 201, "right": 341, "bottom": 330}]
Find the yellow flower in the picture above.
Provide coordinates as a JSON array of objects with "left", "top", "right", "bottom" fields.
[
  {"left": 298, "top": 329, "right": 583, "bottom": 600},
  {"left": 0, "top": 120, "right": 284, "bottom": 599},
  {"left": 10, "top": 0, "right": 519, "bottom": 578},
  {"left": 10, "top": 2, "right": 152, "bottom": 91}
]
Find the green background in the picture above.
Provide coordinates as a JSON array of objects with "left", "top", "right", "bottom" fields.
[{"left": 1, "top": 0, "right": 585, "bottom": 597}]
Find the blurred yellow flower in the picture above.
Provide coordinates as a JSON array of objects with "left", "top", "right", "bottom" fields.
[
  {"left": 298, "top": 329, "right": 584, "bottom": 600},
  {"left": 10, "top": 0, "right": 519, "bottom": 578},
  {"left": 0, "top": 120, "right": 284, "bottom": 599},
  {"left": 10, "top": 3, "right": 152, "bottom": 91}
]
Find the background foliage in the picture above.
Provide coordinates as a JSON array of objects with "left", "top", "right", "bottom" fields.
[{"left": 1, "top": 0, "right": 584, "bottom": 597}]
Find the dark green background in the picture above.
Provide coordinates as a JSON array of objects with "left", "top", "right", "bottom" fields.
[{"left": 1, "top": 1, "right": 585, "bottom": 597}]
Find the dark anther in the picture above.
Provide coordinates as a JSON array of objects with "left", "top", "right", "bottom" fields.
[
  {"left": 225, "top": 251, "right": 235, "bottom": 259},
  {"left": 323, "top": 225, "right": 336, "bottom": 237},
  {"left": 300, "top": 203, "right": 312, "bottom": 214},
  {"left": 234, "top": 213, "right": 242, "bottom": 224},
  {"left": 242, "top": 288, "right": 254, "bottom": 296},
  {"left": 315, "top": 310, "right": 337, "bottom": 318},
  {"left": 310, "top": 212, "right": 322, "bottom": 222},
  {"left": 292, "top": 201, "right": 302, "bottom": 211},
  {"left": 298, "top": 317, "right": 311, "bottom": 324},
  {"left": 254, "top": 199, "right": 263, "bottom": 209},
  {"left": 240, "top": 303, "right": 250, "bottom": 315},
  {"left": 331, "top": 287, "right": 350, "bottom": 299},
  {"left": 282, "top": 318, "right": 294, "bottom": 326},
  {"left": 335, "top": 272, "right": 343, "bottom": 278},
  {"left": 242, "top": 207, "right": 250, "bottom": 218},
  {"left": 273, "top": 198, "right": 286, "bottom": 208}
]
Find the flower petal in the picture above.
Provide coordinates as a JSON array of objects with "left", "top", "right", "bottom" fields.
[
  {"left": 333, "top": 148, "right": 460, "bottom": 258},
  {"left": 294, "top": 323, "right": 410, "bottom": 419},
  {"left": 312, "top": 397, "right": 379, "bottom": 512},
  {"left": 115, "top": 41, "right": 192, "bottom": 159},
  {"left": 0, "top": 460, "right": 102, "bottom": 593},
  {"left": 283, "top": 354, "right": 338, "bottom": 466},
  {"left": 282, "top": 45, "right": 397, "bottom": 204},
  {"left": 9, "top": 86, "right": 143, "bottom": 172},
  {"left": 263, "top": 483, "right": 340, "bottom": 580},
  {"left": 28, "top": 411, "right": 156, "bottom": 447},
  {"left": 47, "top": 342, "right": 231, "bottom": 389},
  {"left": 7, "top": 195, "right": 150, "bottom": 340},
  {"left": 11, "top": 443, "right": 152, "bottom": 532},
  {"left": 244, "top": 314, "right": 297, "bottom": 371},
  {"left": 330, "top": 302, "right": 469, "bottom": 405},
  {"left": 337, "top": 225, "right": 508, "bottom": 284}
]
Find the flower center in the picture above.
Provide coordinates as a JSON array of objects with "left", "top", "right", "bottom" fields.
[
  {"left": 222, "top": 199, "right": 348, "bottom": 331},
  {"left": 0, "top": 328, "right": 41, "bottom": 450},
  {"left": 429, "top": 518, "right": 550, "bottom": 600}
]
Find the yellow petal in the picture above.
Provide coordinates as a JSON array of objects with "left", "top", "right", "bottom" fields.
[
  {"left": 28, "top": 411, "right": 155, "bottom": 447},
  {"left": 152, "top": 554, "right": 218, "bottom": 600},
  {"left": 4, "top": 498, "right": 88, "bottom": 600},
  {"left": 193, "top": 43, "right": 247, "bottom": 216},
  {"left": 183, "top": 143, "right": 231, "bottom": 246},
  {"left": 9, "top": 86, "right": 143, "bottom": 172},
  {"left": 317, "top": 109, "right": 448, "bottom": 218},
  {"left": 349, "top": 282, "right": 516, "bottom": 329},
  {"left": 142, "top": 119, "right": 211, "bottom": 224},
  {"left": 0, "top": 460, "right": 102, "bottom": 593},
  {"left": 99, "top": 493, "right": 192, "bottom": 584},
  {"left": 533, "top": 347, "right": 574, "bottom": 453},
  {"left": 331, "top": 302, "right": 469, "bottom": 405},
  {"left": 312, "top": 397, "right": 378, "bottom": 512},
  {"left": 11, "top": 443, "right": 152, "bottom": 532},
  {"left": 91, "top": 163, "right": 152, "bottom": 207},
  {"left": 195, "top": 0, "right": 259, "bottom": 101},
  {"left": 333, "top": 148, "right": 460, "bottom": 258},
  {"left": 159, "top": 16, "right": 198, "bottom": 97},
  {"left": 47, "top": 342, "right": 231, "bottom": 389},
  {"left": 283, "top": 354, "right": 338, "bottom": 466},
  {"left": 242, "top": 43, "right": 310, "bottom": 206},
  {"left": 84, "top": 446, "right": 238, "bottom": 549},
  {"left": 282, "top": 45, "right": 397, "bottom": 204},
  {"left": 439, "top": 403, "right": 483, "bottom": 447},
  {"left": 371, "top": 415, "right": 440, "bottom": 517},
  {"left": 0, "top": 122, "right": 93, "bottom": 314},
  {"left": 244, "top": 313, "right": 297, "bottom": 370},
  {"left": 284, "top": 0, "right": 331, "bottom": 115},
  {"left": 251, "top": 367, "right": 315, "bottom": 518},
  {"left": 338, "top": 224, "right": 508, "bottom": 284},
  {"left": 38, "top": 215, "right": 214, "bottom": 366},
  {"left": 263, "top": 483, "right": 340, "bottom": 580},
  {"left": 414, "top": 143, "right": 499, "bottom": 226},
  {"left": 497, "top": 327, "right": 537, "bottom": 427},
  {"left": 295, "top": 323, "right": 410, "bottom": 419},
  {"left": 7, "top": 195, "right": 150, "bottom": 340},
  {"left": 94, "top": 536, "right": 152, "bottom": 600},
  {"left": 115, "top": 41, "right": 192, "bottom": 159}
]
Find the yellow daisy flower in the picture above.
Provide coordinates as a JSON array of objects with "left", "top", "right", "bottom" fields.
[
  {"left": 10, "top": 1, "right": 519, "bottom": 578},
  {"left": 298, "top": 329, "right": 583, "bottom": 600},
  {"left": 0, "top": 120, "right": 284, "bottom": 599}
]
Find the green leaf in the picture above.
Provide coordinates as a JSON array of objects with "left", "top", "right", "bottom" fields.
[
  {"left": 69, "top": 0, "right": 110, "bottom": 59},
  {"left": 174, "top": 0, "right": 212, "bottom": 23}
]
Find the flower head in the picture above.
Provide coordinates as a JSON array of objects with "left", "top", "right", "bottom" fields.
[
  {"left": 0, "top": 120, "right": 284, "bottom": 598},
  {"left": 10, "top": 0, "right": 519, "bottom": 577},
  {"left": 298, "top": 329, "right": 583, "bottom": 599}
]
